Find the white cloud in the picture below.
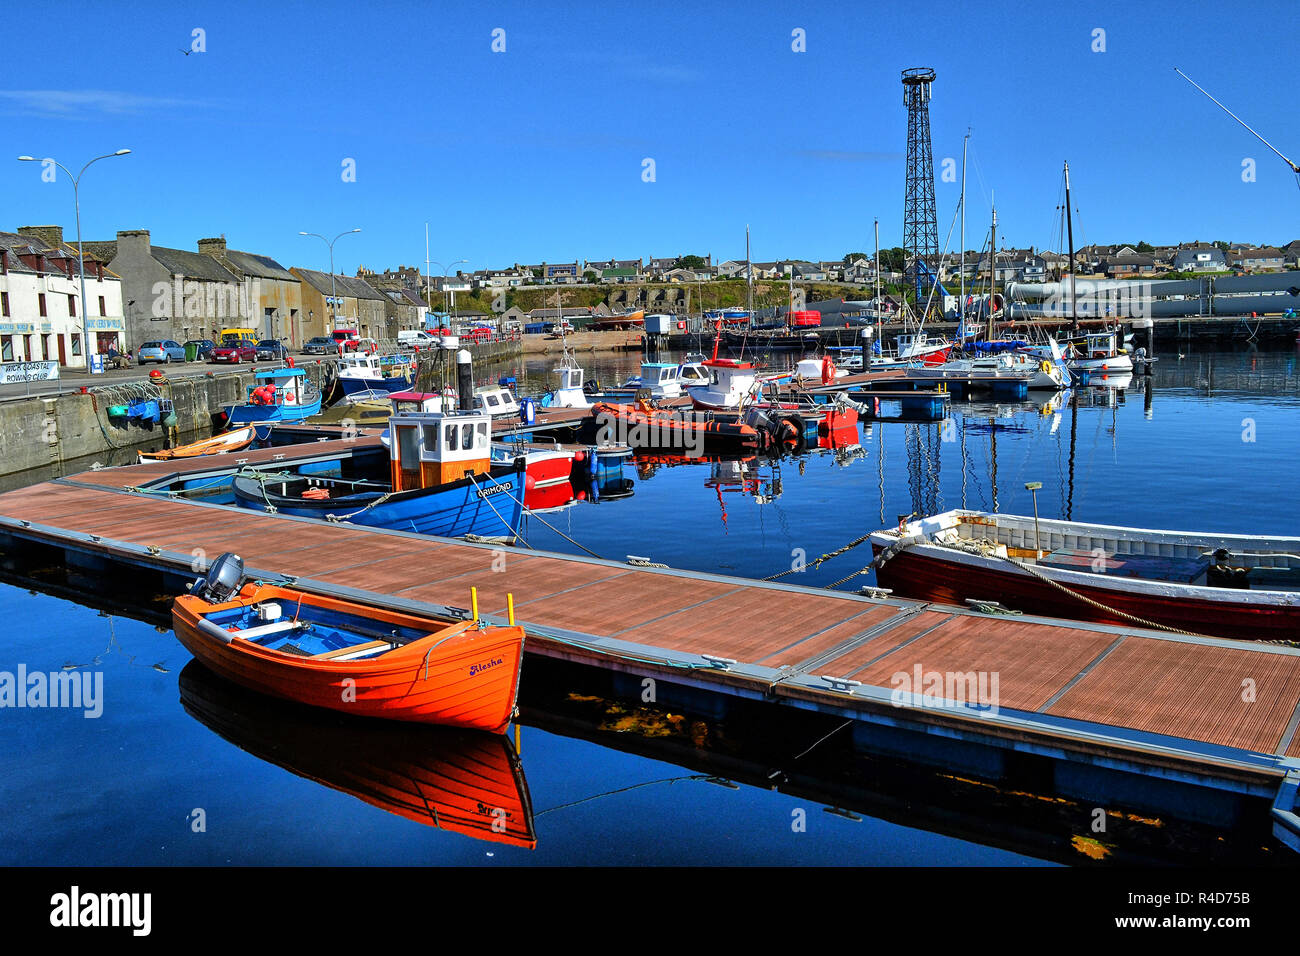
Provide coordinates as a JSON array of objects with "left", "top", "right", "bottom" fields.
[{"left": 0, "top": 90, "right": 203, "bottom": 118}]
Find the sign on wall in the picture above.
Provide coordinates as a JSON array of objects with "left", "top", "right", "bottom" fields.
[{"left": 0, "top": 361, "right": 60, "bottom": 384}]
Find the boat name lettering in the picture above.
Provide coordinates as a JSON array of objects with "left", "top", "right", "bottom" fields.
[
  {"left": 476, "top": 484, "right": 512, "bottom": 499},
  {"left": 469, "top": 656, "right": 504, "bottom": 677}
]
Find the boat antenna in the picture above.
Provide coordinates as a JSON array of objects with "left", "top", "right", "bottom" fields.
[{"left": 1174, "top": 68, "right": 1300, "bottom": 182}]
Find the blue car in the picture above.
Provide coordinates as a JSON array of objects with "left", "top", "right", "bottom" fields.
[
  {"left": 138, "top": 340, "right": 187, "bottom": 364},
  {"left": 255, "top": 339, "right": 289, "bottom": 361}
]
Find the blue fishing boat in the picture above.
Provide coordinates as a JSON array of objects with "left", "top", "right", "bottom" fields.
[
  {"left": 223, "top": 368, "right": 322, "bottom": 425},
  {"left": 230, "top": 407, "right": 524, "bottom": 542},
  {"left": 337, "top": 352, "right": 416, "bottom": 396}
]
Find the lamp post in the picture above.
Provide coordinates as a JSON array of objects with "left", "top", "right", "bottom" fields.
[
  {"left": 17, "top": 149, "right": 130, "bottom": 364},
  {"left": 299, "top": 228, "right": 360, "bottom": 336},
  {"left": 428, "top": 258, "right": 468, "bottom": 322}
]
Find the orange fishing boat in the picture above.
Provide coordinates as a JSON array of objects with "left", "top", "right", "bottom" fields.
[
  {"left": 172, "top": 553, "right": 524, "bottom": 733},
  {"left": 179, "top": 660, "right": 537, "bottom": 848},
  {"left": 592, "top": 400, "right": 760, "bottom": 451},
  {"left": 138, "top": 426, "right": 260, "bottom": 462}
]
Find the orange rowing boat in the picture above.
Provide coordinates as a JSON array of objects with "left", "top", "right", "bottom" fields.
[
  {"left": 172, "top": 554, "right": 524, "bottom": 733},
  {"left": 138, "top": 426, "right": 259, "bottom": 462}
]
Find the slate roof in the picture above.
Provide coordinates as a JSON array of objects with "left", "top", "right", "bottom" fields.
[
  {"left": 295, "top": 268, "right": 385, "bottom": 300},
  {"left": 220, "top": 249, "right": 295, "bottom": 281}
]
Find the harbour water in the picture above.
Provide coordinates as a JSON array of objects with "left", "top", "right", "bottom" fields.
[{"left": 2, "top": 346, "right": 1298, "bottom": 866}]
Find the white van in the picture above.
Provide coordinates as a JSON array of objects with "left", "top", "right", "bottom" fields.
[{"left": 398, "top": 330, "right": 437, "bottom": 349}]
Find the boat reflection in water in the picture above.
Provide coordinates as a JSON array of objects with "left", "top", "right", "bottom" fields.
[{"left": 178, "top": 661, "right": 537, "bottom": 849}]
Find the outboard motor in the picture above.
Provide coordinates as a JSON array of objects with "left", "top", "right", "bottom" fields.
[{"left": 190, "top": 552, "right": 245, "bottom": 603}]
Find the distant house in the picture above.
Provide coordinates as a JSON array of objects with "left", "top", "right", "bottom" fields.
[
  {"left": 791, "top": 262, "right": 827, "bottom": 281},
  {"left": 1172, "top": 247, "right": 1227, "bottom": 273},
  {"left": 1234, "top": 247, "right": 1285, "bottom": 272},
  {"left": 1100, "top": 254, "right": 1158, "bottom": 278}
]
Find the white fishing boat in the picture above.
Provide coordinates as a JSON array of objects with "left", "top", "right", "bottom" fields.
[{"left": 1065, "top": 330, "right": 1133, "bottom": 373}]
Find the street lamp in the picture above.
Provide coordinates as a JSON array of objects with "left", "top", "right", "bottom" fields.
[
  {"left": 299, "top": 228, "right": 360, "bottom": 336},
  {"left": 17, "top": 149, "right": 131, "bottom": 363},
  {"left": 428, "top": 258, "right": 468, "bottom": 320}
]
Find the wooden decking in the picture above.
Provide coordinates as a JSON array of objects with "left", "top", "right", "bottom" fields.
[{"left": 1, "top": 446, "right": 1299, "bottom": 842}]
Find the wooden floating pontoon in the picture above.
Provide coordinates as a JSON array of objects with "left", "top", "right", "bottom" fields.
[{"left": 0, "top": 446, "right": 1298, "bottom": 853}]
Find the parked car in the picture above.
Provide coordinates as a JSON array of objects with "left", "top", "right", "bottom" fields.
[
  {"left": 184, "top": 339, "right": 217, "bottom": 360},
  {"left": 138, "top": 340, "right": 187, "bottom": 364},
  {"left": 302, "top": 336, "right": 333, "bottom": 355},
  {"left": 208, "top": 338, "right": 258, "bottom": 364},
  {"left": 331, "top": 329, "right": 360, "bottom": 351},
  {"left": 397, "top": 330, "right": 436, "bottom": 349},
  {"left": 255, "top": 339, "right": 289, "bottom": 361}
]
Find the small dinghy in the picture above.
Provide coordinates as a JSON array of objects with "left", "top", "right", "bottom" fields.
[
  {"left": 137, "top": 426, "right": 260, "bottom": 462},
  {"left": 172, "top": 553, "right": 525, "bottom": 732}
]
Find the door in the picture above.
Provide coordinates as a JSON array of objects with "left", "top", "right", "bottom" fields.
[{"left": 56, "top": 335, "right": 67, "bottom": 366}]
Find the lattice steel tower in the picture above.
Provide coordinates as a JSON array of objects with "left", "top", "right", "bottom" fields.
[{"left": 902, "top": 67, "right": 938, "bottom": 310}]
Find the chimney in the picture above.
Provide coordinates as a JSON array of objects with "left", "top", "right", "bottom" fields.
[
  {"left": 198, "top": 237, "right": 227, "bottom": 257},
  {"left": 117, "top": 229, "right": 151, "bottom": 255},
  {"left": 17, "top": 225, "right": 64, "bottom": 250}
]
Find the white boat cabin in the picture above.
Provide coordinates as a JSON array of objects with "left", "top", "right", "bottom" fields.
[
  {"left": 388, "top": 409, "right": 493, "bottom": 492},
  {"left": 338, "top": 352, "right": 413, "bottom": 381},
  {"left": 473, "top": 386, "right": 521, "bottom": 418},
  {"left": 626, "top": 362, "right": 683, "bottom": 398},
  {"left": 688, "top": 358, "right": 762, "bottom": 409},
  {"left": 547, "top": 365, "right": 591, "bottom": 409}
]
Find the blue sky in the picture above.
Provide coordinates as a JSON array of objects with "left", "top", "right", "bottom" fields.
[{"left": 3, "top": 0, "right": 1299, "bottom": 276}]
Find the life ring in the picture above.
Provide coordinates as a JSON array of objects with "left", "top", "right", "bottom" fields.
[
  {"left": 1040, "top": 360, "right": 1052, "bottom": 374},
  {"left": 820, "top": 356, "right": 836, "bottom": 385},
  {"left": 286, "top": 356, "right": 295, "bottom": 368}
]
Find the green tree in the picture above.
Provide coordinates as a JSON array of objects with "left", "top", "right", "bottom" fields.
[
  {"left": 842, "top": 251, "right": 868, "bottom": 264},
  {"left": 674, "top": 255, "right": 706, "bottom": 270},
  {"left": 1135, "top": 241, "right": 1154, "bottom": 254},
  {"left": 880, "top": 247, "right": 906, "bottom": 273}
]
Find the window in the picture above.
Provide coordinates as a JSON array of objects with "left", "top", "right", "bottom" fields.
[
  {"left": 475, "top": 422, "right": 488, "bottom": 447},
  {"left": 444, "top": 424, "right": 456, "bottom": 448},
  {"left": 71, "top": 335, "right": 82, "bottom": 357},
  {"left": 460, "top": 424, "right": 473, "bottom": 450},
  {"left": 1, "top": 336, "right": 12, "bottom": 361},
  {"left": 99, "top": 296, "right": 106, "bottom": 316},
  {"left": 68, "top": 294, "right": 76, "bottom": 317},
  {"left": 38, "top": 293, "right": 46, "bottom": 317},
  {"left": 0, "top": 291, "right": 8, "bottom": 317}
]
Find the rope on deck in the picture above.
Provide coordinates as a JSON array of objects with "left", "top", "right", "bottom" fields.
[{"left": 948, "top": 537, "right": 1206, "bottom": 637}]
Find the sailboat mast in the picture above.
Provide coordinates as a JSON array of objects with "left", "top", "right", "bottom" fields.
[
  {"left": 987, "top": 198, "right": 997, "bottom": 341},
  {"left": 745, "top": 225, "right": 753, "bottom": 316},
  {"left": 875, "top": 218, "right": 882, "bottom": 324},
  {"left": 1064, "top": 161, "right": 1078, "bottom": 331},
  {"left": 960, "top": 131, "right": 968, "bottom": 331}
]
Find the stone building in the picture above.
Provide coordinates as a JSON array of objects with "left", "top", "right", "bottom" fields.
[
  {"left": 195, "top": 237, "right": 303, "bottom": 345},
  {"left": 292, "top": 269, "right": 388, "bottom": 341},
  {"left": 83, "top": 230, "right": 256, "bottom": 347}
]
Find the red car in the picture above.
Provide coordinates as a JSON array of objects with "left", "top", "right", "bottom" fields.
[{"left": 208, "top": 339, "right": 258, "bottom": 363}]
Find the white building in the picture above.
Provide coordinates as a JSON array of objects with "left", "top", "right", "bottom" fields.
[{"left": 0, "top": 229, "right": 125, "bottom": 368}]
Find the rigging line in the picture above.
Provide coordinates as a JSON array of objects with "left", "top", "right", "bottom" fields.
[
  {"left": 537, "top": 774, "right": 713, "bottom": 816},
  {"left": 1174, "top": 67, "right": 1300, "bottom": 173}
]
